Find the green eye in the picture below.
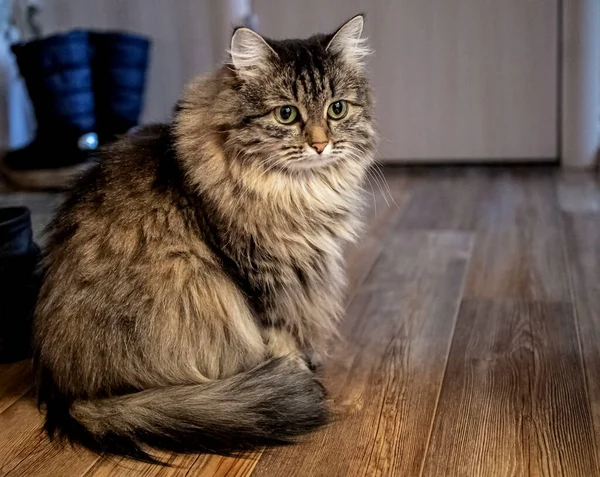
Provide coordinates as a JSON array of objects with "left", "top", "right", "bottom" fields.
[
  {"left": 327, "top": 100, "right": 348, "bottom": 120},
  {"left": 274, "top": 105, "right": 298, "bottom": 124}
]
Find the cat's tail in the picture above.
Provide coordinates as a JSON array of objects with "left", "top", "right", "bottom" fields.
[{"left": 41, "top": 356, "right": 328, "bottom": 463}]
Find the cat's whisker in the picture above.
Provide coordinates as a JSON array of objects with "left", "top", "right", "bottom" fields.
[
  {"left": 371, "top": 164, "right": 399, "bottom": 209},
  {"left": 253, "top": 159, "right": 283, "bottom": 185},
  {"left": 341, "top": 147, "right": 390, "bottom": 207},
  {"left": 366, "top": 175, "right": 377, "bottom": 216},
  {"left": 339, "top": 146, "right": 394, "bottom": 208},
  {"left": 366, "top": 168, "right": 389, "bottom": 207}
]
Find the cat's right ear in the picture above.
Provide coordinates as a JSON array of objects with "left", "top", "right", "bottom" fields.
[
  {"left": 327, "top": 14, "right": 370, "bottom": 65},
  {"left": 229, "top": 28, "right": 277, "bottom": 75}
]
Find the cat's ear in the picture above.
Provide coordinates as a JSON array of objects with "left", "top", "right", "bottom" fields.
[
  {"left": 229, "top": 28, "right": 277, "bottom": 73},
  {"left": 326, "top": 14, "right": 370, "bottom": 64}
]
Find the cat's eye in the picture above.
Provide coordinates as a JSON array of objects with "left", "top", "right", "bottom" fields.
[
  {"left": 327, "top": 100, "right": 348, "bottom": 120},
  {"left": 274, "top": 105, "right": 298, "bottom": 124}
]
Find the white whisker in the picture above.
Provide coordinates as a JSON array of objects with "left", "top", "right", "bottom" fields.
[
  {"left": 371, "top": 164, "right": 400, "bottom": 209},
  {"left": 366, "top": 175, "right": 377, "bottom": 216},
  {"left": 367, "top": 168, "right": 389, "bottom": 206}
]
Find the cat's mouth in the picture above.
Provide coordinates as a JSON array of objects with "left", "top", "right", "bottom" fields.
[{"left": 286, "top": 144, "right": 339, "bottom": 170}]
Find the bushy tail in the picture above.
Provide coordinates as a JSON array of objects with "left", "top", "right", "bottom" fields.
[{"left": 41, "top": 357, "right": 328, "bottom": 463}]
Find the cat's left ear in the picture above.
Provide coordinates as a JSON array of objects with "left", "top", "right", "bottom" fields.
[
  {"left": 229, "top": 27, "right": 277, "bottom": 74},
  {"left": 326, "top": 14, "right": 370, "bottom": 64}
]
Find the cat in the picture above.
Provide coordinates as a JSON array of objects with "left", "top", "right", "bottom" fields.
[{"left": 33, "top": 14, "right": 375, "bottom": 462}]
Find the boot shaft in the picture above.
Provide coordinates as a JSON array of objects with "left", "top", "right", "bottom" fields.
[
  {"left": 11, "top": 30, "right": 96, "bottom": 145},
  {"left": 90, "top": 31, "right": 151, "bottom": 142}
]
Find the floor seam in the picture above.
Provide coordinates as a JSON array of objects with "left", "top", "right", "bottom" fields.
[
  {"left": 556, "top": 205, "right": 600, "bottom": 469},
  {"left": 417, "top": 232, "right": 476, "bottom": 477}
]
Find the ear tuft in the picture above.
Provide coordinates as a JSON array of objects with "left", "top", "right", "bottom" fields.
[
  {"left": 326, "top": 14, "right": 370, "bottom": 64},
  {"left": 229, "top": 28, "right": 276, "bottom": 72}
]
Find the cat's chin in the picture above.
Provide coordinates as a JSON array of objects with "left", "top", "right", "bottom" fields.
[{"left": 286, "top": 155, "right": 339, "bottom": 171}]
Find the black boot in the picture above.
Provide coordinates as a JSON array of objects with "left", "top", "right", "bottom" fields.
[
  {"left": 0, "top": 207, "right": 41, "bottom": 363},
  {"left": 1, "top": 30, "right": 99, "bottom": 190},
  {"left": 89, "top": 31, "right": 151, "bottom": 144}
]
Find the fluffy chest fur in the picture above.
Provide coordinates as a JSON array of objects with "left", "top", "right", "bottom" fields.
[{"left": 194, "top": 156, "right": 366, "bottom": 346}]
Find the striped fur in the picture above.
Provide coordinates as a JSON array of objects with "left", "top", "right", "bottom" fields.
[{"left": 33, "top": 15, "right": 375, "bottom": 463}]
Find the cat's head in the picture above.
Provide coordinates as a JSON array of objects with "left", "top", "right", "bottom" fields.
[{"left": 222, "top": 15, "right": 375, "bottom": 172}]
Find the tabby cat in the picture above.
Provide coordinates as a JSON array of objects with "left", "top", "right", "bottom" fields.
[{"left": 33, "top": 14, "right": 375, "bottom": 462}]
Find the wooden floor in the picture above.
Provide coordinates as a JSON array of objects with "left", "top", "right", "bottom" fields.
[{"left": 2, "top": 166, "right": 600, "bottom": 476}]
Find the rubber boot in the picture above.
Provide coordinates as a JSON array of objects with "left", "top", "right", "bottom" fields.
[
  {"left": 1, "top": 30, "right": 98, "bottom": 190},
  {"left": 0, "top": 207, "right": 41, "bottom": 363}
]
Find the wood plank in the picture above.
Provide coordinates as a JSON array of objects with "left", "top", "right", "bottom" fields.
[
  {"left": 463, "top": 170, "right": 571, "bottom": 300},
  {"left": 422, "top": 300, "right": 598, "bottom": 477},
  {"left": 527, "top": 301, "right": 599, "bottom": 476},
  {"left": 422, "top": 170, "right": 597, "bottom": 475},
  {"left": 474, "top": 169, "right": 560, "bottom": 229},
  {"left": 0, "top": 392, "right": 99, "bottom": 476},
  {"left": 84, "top": 452, "right": 259, "bottom": 477},
  {"left": 0, "top": 360, "right": 32, "bottom": 414},
  {"left": 251, "top": 231, "right": 473, "bottom": 477},
  {"left": 84, "top": 453, "right": 201, "bottom": 477},
  {"left": 562, "top": 211, "right": 600, "bottom": 462},
  {"left": 398, "top": 168, "right": 490, "bottom": 231},
  {"left": 463, "top": 223, "right": 571, "bottom": 300},
  {"left": 345, "top": 168, "right": 412, "bottom": 300},
  {"left": 556, "top": 172, "right": 600, "bottom": 213},
  {"left": 185, "top": 455, "right": 258, "bottom": 477}
]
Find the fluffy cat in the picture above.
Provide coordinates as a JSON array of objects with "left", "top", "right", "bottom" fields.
[{"left": 33, "top": 14, "right": 375, "bottom": 462}]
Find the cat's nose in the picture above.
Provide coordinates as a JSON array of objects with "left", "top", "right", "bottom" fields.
[{"left": 311, "top": 142, "right": 328, "bottom": 154}]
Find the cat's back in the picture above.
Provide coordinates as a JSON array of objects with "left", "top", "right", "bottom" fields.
[
  {"left": 73, "top": 123, "right": 184, "bottom": 211},
  {"left": 43, "top": 123, "right": 200, "bottom": 269}
]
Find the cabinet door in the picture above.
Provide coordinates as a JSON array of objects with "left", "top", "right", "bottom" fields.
[{"left": 253, "top": 0, "right": 559, "bottom": 162}]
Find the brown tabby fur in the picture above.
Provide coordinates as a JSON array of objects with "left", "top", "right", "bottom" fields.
[{"left": 33, "top": 15, "right": 376, "bottom": 462}]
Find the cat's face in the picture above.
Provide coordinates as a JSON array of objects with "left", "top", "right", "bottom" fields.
[{"left": 226, "top": 15, "right": 375, "bottom": 172}]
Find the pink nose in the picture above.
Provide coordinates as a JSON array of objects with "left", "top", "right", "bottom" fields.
[{"left": 311, "top": 142, "right": 328, "bottom": 154}]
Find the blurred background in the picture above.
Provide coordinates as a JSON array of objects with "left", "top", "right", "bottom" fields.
[{"left": 0, "top": 0, "right": 597, "bottom": 175}]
